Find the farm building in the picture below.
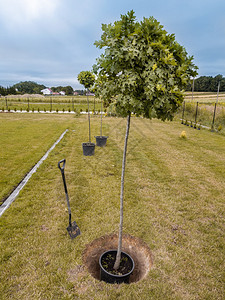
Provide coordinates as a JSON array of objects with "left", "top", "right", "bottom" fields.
[{"left": 41, "top": 88, "right": 53, "bottom": 95}]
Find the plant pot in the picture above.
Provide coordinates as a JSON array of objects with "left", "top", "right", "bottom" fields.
[
  {"left": 99, "top": 250, "right": 135, "bottom": 284},
  {"left": 95, "top": 136, "right": 108, "bottom": 147},
  {"left": 82, "top": 142, "right": 95, "bottom": 156}
]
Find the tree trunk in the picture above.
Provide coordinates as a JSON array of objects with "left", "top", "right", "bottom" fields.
[
  {"left": 87, "top": 93, "right": 91, "bottom": 143},
  {"left": 114, "top": 113, "right": 131, "bottom": 270},
  {"left": 100, "top": 97, "right": 103, "bottom": 137}
]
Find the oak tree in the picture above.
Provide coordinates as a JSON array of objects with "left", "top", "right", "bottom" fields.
[
  {"left": 94, "top": 10, "right": 198, "bottom": 270},
  {"left": 77, "top": 71, "right": 95, "bottom": 143}
]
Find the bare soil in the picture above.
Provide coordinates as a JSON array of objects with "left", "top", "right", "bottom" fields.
[{"left": 82, "top": 233, "right": 153, "bottom": 283}]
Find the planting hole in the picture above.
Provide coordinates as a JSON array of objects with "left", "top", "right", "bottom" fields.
[{"left": 82, "top": 233, "right": 153, "bottom": 283}]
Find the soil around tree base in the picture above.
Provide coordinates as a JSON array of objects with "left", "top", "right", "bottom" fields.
[
  {"left": 82, "top": 233, "right": 153, "bottom": 283},
  {"left": 101, "top": 250, "right": 133, "bottom": 276}
]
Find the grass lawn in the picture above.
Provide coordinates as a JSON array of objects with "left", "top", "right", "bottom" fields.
[
  {"left": 0, "top": 114, "right": 224, "bottom": 299},
  {"left": 0, "top": 113, "right": 76, "bottom": 203}
]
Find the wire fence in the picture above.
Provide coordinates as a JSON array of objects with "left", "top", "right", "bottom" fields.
[
  {"left": 0, "top": 96, "right": 103, "bottom": 113},
  {"left": 177, "top": 101, "right": 225, "bottom": 132},
  {"left": 1, "top": 95, "right": 225, "bottom": 134}
]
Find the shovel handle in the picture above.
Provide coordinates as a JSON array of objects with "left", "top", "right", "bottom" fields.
[
  {"left": 58, "top": 159, "right": 66, "bottom": 173},
  {"left": 58, "top": 159, "right": 68, "bottom": 195},
  {"left": 58, "top": 158, "right": 72, "bottom": 222}
]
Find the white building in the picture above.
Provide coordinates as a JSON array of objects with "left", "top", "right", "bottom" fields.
[{"left": 41, "top": 88, "right": 53, "bottom": 95}]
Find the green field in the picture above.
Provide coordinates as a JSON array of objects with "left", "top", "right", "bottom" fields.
[
  {"left": 184, "top": 91, "right": 225, "bottom": 103},
  {"left": 0, "top": 114, "right": 224, "bottom": 299},
  {"left": 1, "top": 93, "right": 225, "bottom": 134},
  {"left": 0, "top": 96, "right": 102, "bottom": 113}
]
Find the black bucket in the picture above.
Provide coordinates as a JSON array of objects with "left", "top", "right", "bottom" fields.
[
  {"left": 95, "top": 136, "right": 108, "bottom": 147},
  {"left": 99, "top": 250, "right": 134, "bottom": 284},
  {"left": 82, "top": 143, "right": 95, "bottom": 156}
]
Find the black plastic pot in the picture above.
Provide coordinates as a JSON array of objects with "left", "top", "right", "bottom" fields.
[
  {"left": 82, "top": 142, "right": 95, "bottom": 156},
  {"left": 95, "top": 136, "right": 108, "bottom": 147},
  {"left": 99, "top": 250, "right": 135, "bottom": 284}
]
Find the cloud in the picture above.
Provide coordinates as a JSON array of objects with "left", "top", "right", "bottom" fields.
[
  {"left": 0, "top": 0, "right": 60, "bottom": 29},
  {"left": 0, "top": 0, "right": 224, "bottom": 89}
]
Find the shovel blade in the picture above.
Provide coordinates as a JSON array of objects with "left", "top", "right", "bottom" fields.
[{"left": 67, "top": 221, "right": 81, "bottom": 239}]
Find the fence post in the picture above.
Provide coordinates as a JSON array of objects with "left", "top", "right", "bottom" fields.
[
  {"left": 28, "top": 98, "right": 29, "bottom": 111},
  {"left": 211, "top": 81, "right": 220, "bottom": 132},
  {"left": 181, "top": 101, "right": 185, "bottom": 124},
  {"left": 211, "top": 103, "right": 217, "bottom": 132},
  {"left": 194, "top": 102, "right": 198, "bottom": 129},
  {"left": 5, "top": 97, "right": 8, "bottom": 110}
]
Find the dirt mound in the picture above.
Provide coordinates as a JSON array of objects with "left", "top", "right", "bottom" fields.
[
  {"left": 82, "top": 233, "right": 153, "bottom": 283},
  {"left": 5, "top": 94, "right": 45, "bottom": 98}
]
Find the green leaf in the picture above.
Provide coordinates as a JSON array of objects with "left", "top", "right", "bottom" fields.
[{"left": 93, "top": 10, "right": 198, "bottom": 120}]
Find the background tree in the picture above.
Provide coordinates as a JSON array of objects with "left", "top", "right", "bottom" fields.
[
  {"left": 77, "top": 71, "right": 95, "bottom": 143},
  {"left": 13, "top": 81, "right": 46, "bottom": 94},
  {"left": 74, "top": 90, "right": 84, "bottom": 95},
  {"left": 0, "top": 86, "right": 17, "bottom": 96},
  {"left": 94, "top": 10, "right": 198, "bottom": 270},
  {"left": 64, "top": 86, "right": 74, "bottom": 95},
  {"left": 186, "top": 75, "right": 225, "bottom": 92}
]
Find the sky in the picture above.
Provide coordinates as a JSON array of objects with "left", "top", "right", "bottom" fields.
[{"left": 0, "top": 0, "right": 224, "bottom": 90}]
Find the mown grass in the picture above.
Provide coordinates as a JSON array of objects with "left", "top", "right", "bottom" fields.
[
  {"left": 0, "top": 113, "right": 76, "bottom": 202},
  {"left": 0, "top": 114, "right": 224, "bottom": 299}
]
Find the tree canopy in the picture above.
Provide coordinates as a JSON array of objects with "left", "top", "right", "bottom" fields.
[
  {"left": 12, "top": 81, "right": 46, "bottom": 94},
  {"left": 51, "top": 85, "right": 74, "bottom": 95},
  {"left": 77, "top": 71, "right": 95, "bottom": 90},
  {"left": 0, "top": 86, "right": 17, "bottom": 96},
  {"left": 93, "top": 10, "right": 198, "bottom": 120}
]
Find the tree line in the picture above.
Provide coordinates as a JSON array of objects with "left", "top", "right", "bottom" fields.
[
  {"left": 0, "top": 81, "right": 85, "bottom": 96},
  {"left": 0, "top": 86, "right": 17, "bottom": 96},
  {"left": 1, "top": 75, "right": 225, "bottom": 96},
  {"left": 186, "top": 74, "right": 225, "bottom": 92}
]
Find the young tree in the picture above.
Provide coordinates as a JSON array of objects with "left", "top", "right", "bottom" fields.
[
  {"left": 94, "top": 10, "right": 198, "bottom": 270},
  {"left": 77, "top": 71, "right": 95, "bottom": 142}
]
